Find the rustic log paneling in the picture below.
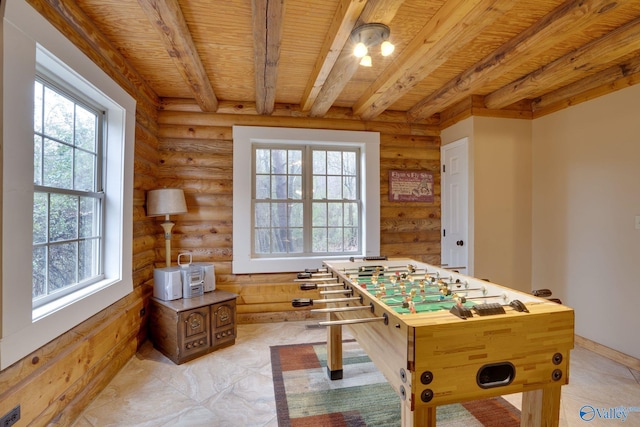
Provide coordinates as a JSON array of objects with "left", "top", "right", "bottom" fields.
[
  {"left": 160, "top": 99, "right": 440, "bottom": 126},
  {"left": 158, "top": 111, "right": 440, "bottom": 137},
  {"left": 154, "top": 108, "right": 441, "bottom": 324},
  {"left": 0, "top": 5, "right": 160, "bottom": 426}
]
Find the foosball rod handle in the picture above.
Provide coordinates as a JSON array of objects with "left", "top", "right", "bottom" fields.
[{"left": 531, "top": 288, "right": 552, "bottom": 298}]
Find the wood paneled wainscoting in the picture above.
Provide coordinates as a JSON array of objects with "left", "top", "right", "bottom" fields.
[{"left": 156, "top": 102, "right": 442, "bottom": 324}]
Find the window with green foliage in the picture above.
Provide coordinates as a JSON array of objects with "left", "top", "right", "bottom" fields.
[
  {"left": 32, "top": 77, "right": 105, "bottom": 307},
  {"left": 253, "top": 145, "right": 360, "bottom": 257}
]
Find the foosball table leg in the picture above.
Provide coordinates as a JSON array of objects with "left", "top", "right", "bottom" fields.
[
  {"left": 521, "top": 385, "right": 561, "bottom": 427},
  {"left": 326, "top": 316, "right": 343, "bottom": 380},
  {"left": 402, "top": 404, "right": 436, "bottom": 427}
]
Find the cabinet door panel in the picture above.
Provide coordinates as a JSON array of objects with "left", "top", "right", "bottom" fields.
[
  {"left": 212, "top": 300, "right": 236, "bottom": 348},
  {"left": 179, "top": 307, "right": 210, "bottom": 359}
]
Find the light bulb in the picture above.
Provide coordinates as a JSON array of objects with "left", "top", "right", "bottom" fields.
[
  {"left": 353, "top": 42, "right": 368, "bottom": 58},
  {"left": 380, "top": 41, "right": 395, "bottom": 57},
  {"left": 359, "top": 55, "right": 372, "bottom": 67}
]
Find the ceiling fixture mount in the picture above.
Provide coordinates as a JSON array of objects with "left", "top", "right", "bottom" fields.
[{"left": 350, "top": 23, "right": 395, "bottom": 67}]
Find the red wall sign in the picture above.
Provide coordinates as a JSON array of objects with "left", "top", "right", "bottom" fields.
[{"left": 388, "top": 170, "right": 434, "bottom": 202}]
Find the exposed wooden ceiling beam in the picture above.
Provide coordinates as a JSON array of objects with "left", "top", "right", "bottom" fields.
[
  {"left": 354, "top": 0, "right": 514, "bottom": 121},
  {"left": 138, "top": 0, "right": 218, "bottom": 112},
  {"left": 407, "top": 0, "right": 629, "bottom": 122},
  {"left": 252, "top": 0, "right": 285, "bottom": 115},
  {"left": 300, "top": 0, "right": 368, "bottom": 112},
  {"left": 484, "top": 15, "right": 640, "bottom": 110},
  {"left": 309, "top": 0, "right": 406, "bottom": 118},
  {"left": 532, "top": 55, "right": 640, "bottom": 116}
]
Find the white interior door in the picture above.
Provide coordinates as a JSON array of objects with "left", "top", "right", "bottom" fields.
[{"left": 441, "top": 138, "right": 469, "bottom": 274}]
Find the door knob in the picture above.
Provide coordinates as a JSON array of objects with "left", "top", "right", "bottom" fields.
[{"left": 456, "top": 240, "right": 464, "bottom": 246}]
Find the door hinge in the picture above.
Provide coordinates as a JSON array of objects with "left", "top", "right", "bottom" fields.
[
  {"left": 442, "top": 164, "right": 446, "bottom": 172},
  {"left": 443, "top": 229, "right": 446, "bottom": 237}
]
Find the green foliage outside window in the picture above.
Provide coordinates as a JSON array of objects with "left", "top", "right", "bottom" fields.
[{"left": 32, "top": 79, "right": 103, "bottom": 304}]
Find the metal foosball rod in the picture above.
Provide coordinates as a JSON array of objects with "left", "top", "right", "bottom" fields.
[
  {"left": 296, "top": 272, "right": 332, "bottom": 279},
  {"left": 294, "top": 276, "right": 339, "bottom": 282},
  {"left": 438, "top": 265, "right": 467, "bottom": 270},
  {"left": 291, "top": 296, "right": 361, "bottom": 307},
  {"left": 320, "top": 289, "right": 353, "bottom": 295},
  {"left": 299, "top": 282, "right": 344, "bottom": 290},
  {"left": 375, "top": 282, "right": 483, "bottom": 297},
  {"left": 310, "top": 305, "right": 373, "bottom": 313},
  {"left": 318, "top": 317, "right": 387, "bottom": 326},
  {"left": 341, "top": 266, "right": 426, "bottom": 276},
  {"left": 382, "top": 294, "right": 473, "bottom": 308}
]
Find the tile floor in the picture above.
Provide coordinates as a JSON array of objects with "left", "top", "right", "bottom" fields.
[{"left": 71, "top": 321, "right": 640, "bottom": 427}]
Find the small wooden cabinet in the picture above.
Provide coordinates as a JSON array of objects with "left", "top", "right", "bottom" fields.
[{"left": 150, "top": 291, "right": 238, "bottom": 364}]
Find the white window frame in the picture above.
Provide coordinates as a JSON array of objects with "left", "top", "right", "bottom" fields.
[
  {"left": 32, "top": 75, "right": 106, "bottom": 308},
  {"left": 1, "top": 0, "right": 135, "bottom": 370},
  {"left": 252, "top": 144, "right": 362, "bottom": 257},
  {"left": 233, "top": 126, "right": 380, "bottom": 274}
]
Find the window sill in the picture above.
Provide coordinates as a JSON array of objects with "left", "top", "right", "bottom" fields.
[
  {"left": 232, "top": 254, "right": 375, "bottom": 274},
  {"left": 32, "top": 278, "right": 117, "bottom": 322}
]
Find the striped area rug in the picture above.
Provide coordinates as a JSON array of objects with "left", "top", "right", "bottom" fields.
[{"left": 271, "top": 340, "right": 520, "bottom": 427}]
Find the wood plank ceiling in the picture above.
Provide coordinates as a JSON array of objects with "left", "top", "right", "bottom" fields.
[{"left": 71, "top": 0, "right": 640, "bottom": 122}]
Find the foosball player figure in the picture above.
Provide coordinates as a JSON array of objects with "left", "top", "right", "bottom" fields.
[
  {"left": 409, "top": 300, "right": 416, "bottom": 314},
  {"left": 402, "top": 296, "right": 411, "bottom": 309},
  {"left": 453, "top": 294, "right": 467, "bottom": 306},
  {"left": 438, "top": 283, "right": 451, "bottom": 298}
]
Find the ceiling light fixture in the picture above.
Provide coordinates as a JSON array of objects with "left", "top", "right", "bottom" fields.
[{"left": 350, "top": 23, "right": 394, "bottom": 67}]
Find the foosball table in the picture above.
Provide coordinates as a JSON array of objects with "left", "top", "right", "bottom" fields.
[{"left": 292, "top": 257, "right": 574, "bottom": 427}]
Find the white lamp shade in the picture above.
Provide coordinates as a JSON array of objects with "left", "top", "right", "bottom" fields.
[
  {"left": 147, "top": 188, "right": 187, "bottom": 217},
  {"left": 353, "top": 42, "right": 368, "bottom": 58},
  {"left": 380, "top": 41, "right": 395, "bottom": 56},
  {"left": 359, "top": 55, "right": 372, "bottom": 67}
]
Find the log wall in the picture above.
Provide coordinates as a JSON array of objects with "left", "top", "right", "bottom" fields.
[
  {"left": 0, "top": 1, "right": 161, "bottom": 425},
  {"left": 156, "top": 104, "right": 442, "bottom": 323}
]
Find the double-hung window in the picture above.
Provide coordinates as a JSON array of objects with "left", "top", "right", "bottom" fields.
[
  {"left": 32, "top": 77, "right": 104, "bottom": 308},
  {"left": 253, "top": 145, "right": 360, "bottom": 256},
  {"left": 233, "top": 126, "right": 380, "bottom": 274},
  {"left": 1, "top": 0, "right": 134, "bottom": 370}
]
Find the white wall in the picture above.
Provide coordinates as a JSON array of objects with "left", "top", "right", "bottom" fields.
[
  {"left": 442, "top": 117, "right": 533, "bottom": 292},
  {"left": 532, "top": 85, "right": 640, "bottom": 359},
  {"left": 474, "top": 118, "right": 532, "bottom": 291}
]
